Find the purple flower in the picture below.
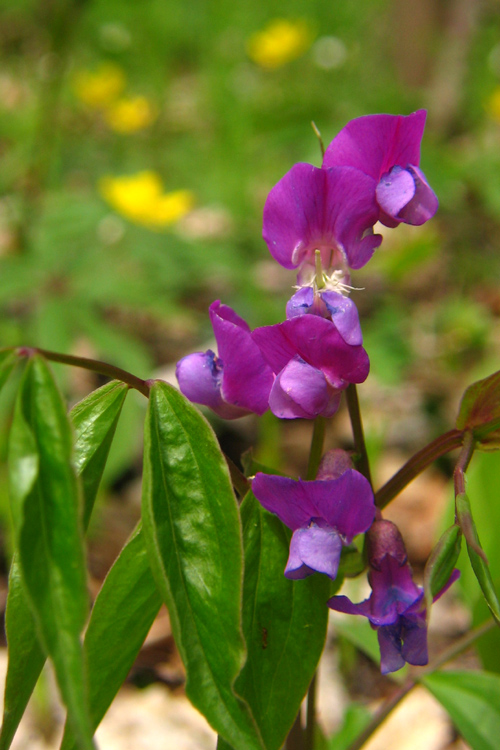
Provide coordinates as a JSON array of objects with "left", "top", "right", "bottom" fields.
[
  {"left": 176, "top": 301, "right": 274, "bottom": 419},
  {"left": 286, "top": 287, "right": 363, "bottom": 346},
  {"left": 251, "top": 313, "right": 369, "bottom": 419},
  {"left": 328, "top": 520, "right": 459, "bottom": 674},
  {"left": 252, "top": 468, "right": 374, "bottom": 580},
  {"left": 262, "top": 163, "right": 382, "bottom": 274},
  {"left": 322, "top": 110, "right": 438, "bottom": 228}
]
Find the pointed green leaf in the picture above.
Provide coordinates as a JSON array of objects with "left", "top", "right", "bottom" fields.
[
  {"left": 60, "top": 525, "right": 162, "bottom": 750},
  {"left": 70, "top": 380, "right": 128, "bottom": 529},
  {"left": 0, "top": 558, "right": 46, "bottom": 750},
  {"left": 1, "top": 376, "right": 129, "bottom": 750},
  {"left": 424, "top": 524, "right": 462, "bottom": 610},
  {"left": 456, "top": 371, "right": 500, "bottom": 447},
  {"left": 7, "top": 355, "right": 93, "bottom": 750},
  {"left": 0, "top": 350, "right": 18, "bottom": 394},
  {"left": 142, "top": 381, "right": 263, "bottom": 750},
  {"left": 456, "top": 493, "right": 500, "bottom": 626},
  {"left": 422, "top": 670, "right": 500, "bottom": 750},
  {"left": 233, "top": 492, "right": 329, "bottom": 750}
]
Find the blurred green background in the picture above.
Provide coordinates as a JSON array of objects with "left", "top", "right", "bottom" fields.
[{"left": 1, "top": 0, "right": 500, "bottom": 722}]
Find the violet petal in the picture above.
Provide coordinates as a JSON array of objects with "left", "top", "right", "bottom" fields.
[
  {"left": 396, "top": 165, "right": 439, "bottom": 225},
  {"left": 285, "top": 524, "right": 343, "bottom": 580},
  {"left": 176, "top": 351, "right": 249, "bottom": 420},
  {"left": 322, "top": 110, "right": 427, "bottom": 180},
  {"left": 210, "top": 300, "right": 274, "bottom": 415},
  {"left": 320, "top": 291, "right": 363, "bottom": 345},
  {"left": 400, "top": 615, "right": 429, "bottom": 666},
  {"left": 252, "top": 473, "right": 317, "bottom": 530},
  {"left": 375, "top": 166, "right": 416, "bottom": 219},
  {"left": 377, "top": 625, "right": 406, "bottom": 674},
  {"left": 269, "top": 357, "right": 336, "bottom": 419}
]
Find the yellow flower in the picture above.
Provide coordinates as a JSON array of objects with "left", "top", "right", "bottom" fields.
[
  {"left": 247, "top": 19, "right": 313, "bottom": 69},
  {"left": 104, "top": 95, "right": 156, "bottom": 133},
  {"left": 99, "top": 171, "right": 195, "bottom": 230},
  {"left": 73, "top": 63, "right": 126, "bottom": 109},
  {"left": 487, "top": 87, "right": 500, "bottom": 122}
]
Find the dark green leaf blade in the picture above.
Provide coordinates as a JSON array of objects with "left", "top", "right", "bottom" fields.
[
  {"left": 234, "top": 492, "right": 330, "bottom": 750},
  {"left": 422, "top": 670, "right": 500, "bottom": 750},
  {"left": 0, "top": 558, "right": 46, "bottom": 750},
  {"left": 60, "top": 524, "right": 162, "bottom": 750},
  {"left": 1, "top": 377, "right": 129, "bottom": 749},
  {"left": 456, "top": 493, "right": 500, "bottom": 626},
  {"left": 7, "top": 355, "right": 93, "bottom": 750},
  {"left": 424, "top": 524, "right": 462, "bottom": 610},
  {"left": 142, "top": 381, "right": 263, "bottom": 750},
  {"left": 70, "top": 380, "right": 128, "bottom": 529},
  {"left": 0, "top": 350, "right": 18, "bottom": 394}
]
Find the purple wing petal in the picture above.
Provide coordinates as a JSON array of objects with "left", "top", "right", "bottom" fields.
[
  {"left": 209, "top": 301, "right": 274, "bottom": 415},
  {"left": 375, "top": 166, "right": 416, "bottom": 219},
  {"left": 400, "top": 615, "right": 429, "bottom": 667},
  {"left": 252, "top": 473, "right": 316, "bottom": 530},
  {"left": 323, "top": 110, "right": 427, "bottom": 180},
  {"left": 285, "top": 524, "right": 343, "bottom": 580},
  {"left": 269, "top": 357, "right": 338, "bottom": 419},
  {"left": 176, "top": 351, "right": 249, "bottom": 419},
  {"left": 320, "top": 291, "right": 363, "bottom": 345},
  {"left": 377, "top": 624, "right": 406, "bottom": 674},
  {"left": 394, "top": 165, "right": 439, "bottom": 225}
]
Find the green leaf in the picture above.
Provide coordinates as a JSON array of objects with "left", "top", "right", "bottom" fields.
[
  {"left": 456, "top": 493, "right": 500, "bottom": 626},
  {"left": 333, "top": 618, "right": 381, "bottom": 666},
  {"left": 1, "top": 377, "right": 129, "bottom": 749},
  {"left": 70, "top": 380, "right": 128, "bottom": 529},
  {"left": 233, "top": 492, "right": 329, "bottom": 750},
  {"left": 0, "top": 558, "right": 46, "bottom": 750},
  {"left": 141, "top": 381, "right": 263, "bottom": 750},
  {"left": 328, "top": 704, "right": 371, "bottom": 750},
  {"left": 7, "top": 355, "right": 93, "bottom": 750},
  {"left": 0, "top": 350, "right": 18, "bottom": 394},
  {"left": 60, "top": 524, "right": 162, "bottom": 750},
  {"left": 422, "top": 670, "right": 500, "bottom": 750},
  {"left": 424, "top": 524, "right": 462, "bottom": 610},
  {"left": 456, "top": 371, "right": 500, "bottom": 447}
]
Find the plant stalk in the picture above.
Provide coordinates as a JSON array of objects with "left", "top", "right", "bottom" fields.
[{"left": 345, "top": 384, "right": 372, "bottom": 488}]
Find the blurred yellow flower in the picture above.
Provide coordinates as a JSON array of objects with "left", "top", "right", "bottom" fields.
[
  {"left": 73, "top": 63, "right": 126, "bottom": 109},
  {"left": 487, "top": 87, "right": 500, "bottom": 122},
  {"left": 99, "top": 171, "right": 194, "bottom": 230},
  {"left": 104, "top": 95, "right": 156, "bottom": 133},
  {"left": 247, "top": 19, "right": 313, "bottom": 69}
]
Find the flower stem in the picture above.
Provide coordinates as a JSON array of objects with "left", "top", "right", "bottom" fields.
[
  {"left": 16, "top": 346, "right": 150, "bottom": 397},
  {"left": 306, "top": 416, "right": 326, "bottom": 480},
  {"left": 345, "top": 384, "right": 372, "bottom": 488},
  {"left": 375, "top": 428, "right": 464, "bottom": 509},
  {"left": 345, "top": 618, "right": 495, "bottom": 750},
  {"left": 453, "top": 430, "right": 475, "bottom": 497}
]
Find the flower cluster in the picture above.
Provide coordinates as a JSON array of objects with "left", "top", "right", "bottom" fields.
[{"left": 176, "top": 111, "right": 455, "bottom": 673}]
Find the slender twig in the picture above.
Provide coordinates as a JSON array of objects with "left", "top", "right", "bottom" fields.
[
  {"left": 345, "top": 384, "right": 372, "bottom": 488},
  {"left": 345, "top": 618, "right": 495, "bottom": 750},
  {"left": 453, "top": 430, "right": 475, "bottom": 497},
  {"left": 375, "top": 428, "right": 464, "bottom": 509},
  {"left": 16, "top": 346, "right": 150, "bottom": 397}
]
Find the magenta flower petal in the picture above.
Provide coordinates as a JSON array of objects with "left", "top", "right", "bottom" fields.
[
  {"left": 285, "top": 524, "right": 343, "bottom": 580},
  {"left": 176, "top": 351, "right": 249, "bottom": 420},
  {"left": 252, "top": 315, "right": 370, "bottom": 392},
  {"left": 252, "top": 474, "right": 317, "bottom": 530},
  {"left": 209, "top": 301, "right": 274, "bottom": 415},
  {"left": 269, "top": 357, "right": 338, "bottom": 419},
  {"left": 263, "top": 163, "right": 381, "bottom": 271},
  {"left": 252, "top": 469, "right": 374, "bottom": 580},
  {"left": 322, "top": 110, "right": 427, "bottom": 180}
]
